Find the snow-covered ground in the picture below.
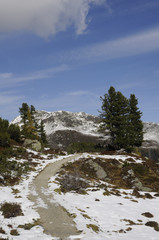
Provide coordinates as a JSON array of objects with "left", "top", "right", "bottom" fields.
[
  {"left": 48, "top": 184, "right": 159, "bottom": 240},
  {"left": 48, "top": 154, "right": 159, "bottom": 240},
  {"left": 0, "top": 150, "right": 67, "bottom": 240},
  {"left": 1, "top": 152, "right": 159, "bottom": 240}
]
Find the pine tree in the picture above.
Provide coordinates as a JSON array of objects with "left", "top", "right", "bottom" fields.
[
  {"left": 100, "top": 86, "right": 117, "bottom": 143},
  {"left": 114, "top": 91, "right": 130, "bottom": 149},
  {"left": 8, "top": 124, "right": 21, "bottom": 142},
  {"left": 39, "top": 120, "right": 47, "bottom": 145},
  {"left": 0, "top": 117, "right": 10, "bottom": 147},
  {"left": 129, "top": 94, "right": 143, "bottom": 147},
  {"left": 25, "top": 109, "right": 37, "bottom": 138},
  {"left": 30, "top": 105, "right": 35, "bottom": 115},
  {"left": 19, "top": 103, "right": 39, "bottom": 139},
  {"left": 19, "top": 103, "right": 29, "bottom": 125},
  {"left": 100, "top": 86, "right": 143, "bottom": 151}
]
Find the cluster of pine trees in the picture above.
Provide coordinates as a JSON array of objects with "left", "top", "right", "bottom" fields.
[
  {"left": 0, "top": 118, "right": 21, "bottom": 147},
  {"left": 0, "top": 103, "right": 47, "bottom": 148},
  {"left": 100, "top": 86, "right": 143, "bottom": 152},
  {"left": 19, "top": 103, "right": 47, "bottom": 145}
]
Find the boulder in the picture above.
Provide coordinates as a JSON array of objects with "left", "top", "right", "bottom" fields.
[
  {"left": 88, "top": 159, "right": 107, "bottom": 179},
  {"left": 133, "top": 177, "right": 152, "bottom": 192},
  {"left": 23, "top": 139, "right": 42, "bottom": 152}
]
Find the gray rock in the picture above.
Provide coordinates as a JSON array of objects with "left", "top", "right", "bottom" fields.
[
  {"left": 128, "top": 169, "right": 135, "bottom": 177},
  {"left": 133, "top": 177, "right": 152, "bottom": 192},
  {"left": 88, "top": 160, "right": 107, "bottom": 179},
  {"left": 23, "top": 139, "right": 42, "bottom": 152}
]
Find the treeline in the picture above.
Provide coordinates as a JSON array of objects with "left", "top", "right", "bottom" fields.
[
  {"left": 0, "top": 103, "right": 47, "bottom": 148},
  {"left": 100, "top": 86, "right": 143, "bottom": 152}
]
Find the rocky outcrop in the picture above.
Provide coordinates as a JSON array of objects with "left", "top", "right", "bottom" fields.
[
  {"left": 23, "top": 139, "right": 42, "bottom": 152},
  {"left": 87, "top": 159, "right": 107, "bottom": 179},
  {"left": 140, "top": 123, "right": 159, "bottom": 161},
  {"left": 139, "top": 146, "right": 159, "bottom": 162}
]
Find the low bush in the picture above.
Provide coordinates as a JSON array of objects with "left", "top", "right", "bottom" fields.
[
  {"left": 0, "top": 227, "right": 5, "bottom": 234},
  {"left": 10, "top": 229, "right": 19, "bottom": 236},
  {"left": 0, "top": 202, "right": 23, "bottom": 218},
  {"left": 0, "top": 158, "right": 30, "bottom": 185},
  {"left": 0, "top": 132, "right": 10, "bottom": 147},
  {"left": 67, "top": 142, "right": 104, "bottom": 154}
]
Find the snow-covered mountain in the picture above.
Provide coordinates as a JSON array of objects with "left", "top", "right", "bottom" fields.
[
  {"left": 143, "top": 122, "right": 159, "bottom": 146},
  {"left": 12, "top": 110, "right": 159, "bottom": 150},
  {"left": 12, "top": 110, "right": 109, "bottom": 149}
]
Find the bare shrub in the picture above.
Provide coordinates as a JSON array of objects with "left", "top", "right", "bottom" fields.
[
  {"left": 0, "top": 202, "right": 23, "bottom": 218},
  {"left": 59, "top": 172, "right": 89, "bottom": 192},
  {"left": 10, "top": 229, "right": 19, "bottom": 236}
]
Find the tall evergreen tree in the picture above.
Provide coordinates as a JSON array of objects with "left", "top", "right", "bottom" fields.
[
  {"left": 129, "top": 94, "right": 143, "bottom": 147},
  {"left": 39, "top": 120, "right": 47, "bottom": 145},
  {"left": 114, "top": 91, "right": 130, "bottom": 149},
  {"left": 100, "top": 86, "right": 117, "bottom": 143},
  {"left": 19, "top": 103, "right": 29, "bottom": 125},
  {"left": 19, "top": 103, "right": 38, "bottom": 139},
  {"left": 8, "top": 124, "right": 21, "bottom": 142},
  {"left": 0, "top": 118, "right": 9, "bottom": 132},
  {"left": 30, "top": 105, "right": 36, "bottom": 115},
  {"left": 30, "top": 105, "right": 36, "bottom": 121},
  {"left": 25, "top": 109, "right": 37, "bottom": 138},
  {"left": 100, "top": 86, "right": 143, "bottom": 151},
  {"left": 0, "top": 117, "right": 10, "bottom": 147}
]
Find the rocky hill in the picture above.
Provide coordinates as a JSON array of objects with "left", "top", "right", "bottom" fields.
[
  {"left": 12, "top": 110, "right": 110, "bottom": 149},
  {"left": 12, "top": 110, "right": 159, "bottom": 160}
]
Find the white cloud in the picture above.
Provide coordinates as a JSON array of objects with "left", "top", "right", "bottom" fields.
[
  {"left": 0, "top": 0, "right": 106, "bottom": 37},
  {"left": 68, "top": 90, "right": 98, "bottom": 97},
  {"left": 67, "top": 27, "right": 159, "bottom": 62},
  {"left": 0, "top": 64, "right": 70, "bottom": 87},
  {"left": 0, "top": 91, "right": 24, "bottom": 120}
]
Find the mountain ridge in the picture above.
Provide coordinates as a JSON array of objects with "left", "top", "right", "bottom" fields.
[{"left": 11, "top": 110, "right": 159, "bottom": 151}]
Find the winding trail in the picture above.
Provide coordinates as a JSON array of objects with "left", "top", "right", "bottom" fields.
[{"left": 29, "top": 154, "right": 82, "bottom": 239}]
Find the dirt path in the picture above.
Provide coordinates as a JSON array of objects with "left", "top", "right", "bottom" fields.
[{"left": 29, "top": 154, "right": 82, "bottom": 239}]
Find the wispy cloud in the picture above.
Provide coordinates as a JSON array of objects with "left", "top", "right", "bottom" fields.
[
  {"left": 68, "top": 90, "right": 98, "bottom": 97},
  {"left": 34, "top": 90, "right": 100, "bottom": 115},
  {"left": 0, "top": 64, "right": 70, "bottom": 88},
  {"left": 0, "top": 89, "right": 100, "bottom": 120},
  {"left": 0, "top": 92, "right": 23, "bottom": 105},
  {"left": 0, "top": 91, "right": 25, "bottom": 120},
  {"left": 65, "top": 27, "right": 159, "bottom": 63},
  {"left": 128, "top": 0, "right": 159, "bottom": 14},
  {"left": 0, "top": 0, "right": 106, "bottom": 38}
]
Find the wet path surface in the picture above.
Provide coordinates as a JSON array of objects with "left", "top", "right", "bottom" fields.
[{"left": 29, "top": 154, "right": 81, "bottom": 239}]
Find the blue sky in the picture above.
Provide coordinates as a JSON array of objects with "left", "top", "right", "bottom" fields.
[{"left": 0, "top": 0, "right": 159, "bottom": 122}]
